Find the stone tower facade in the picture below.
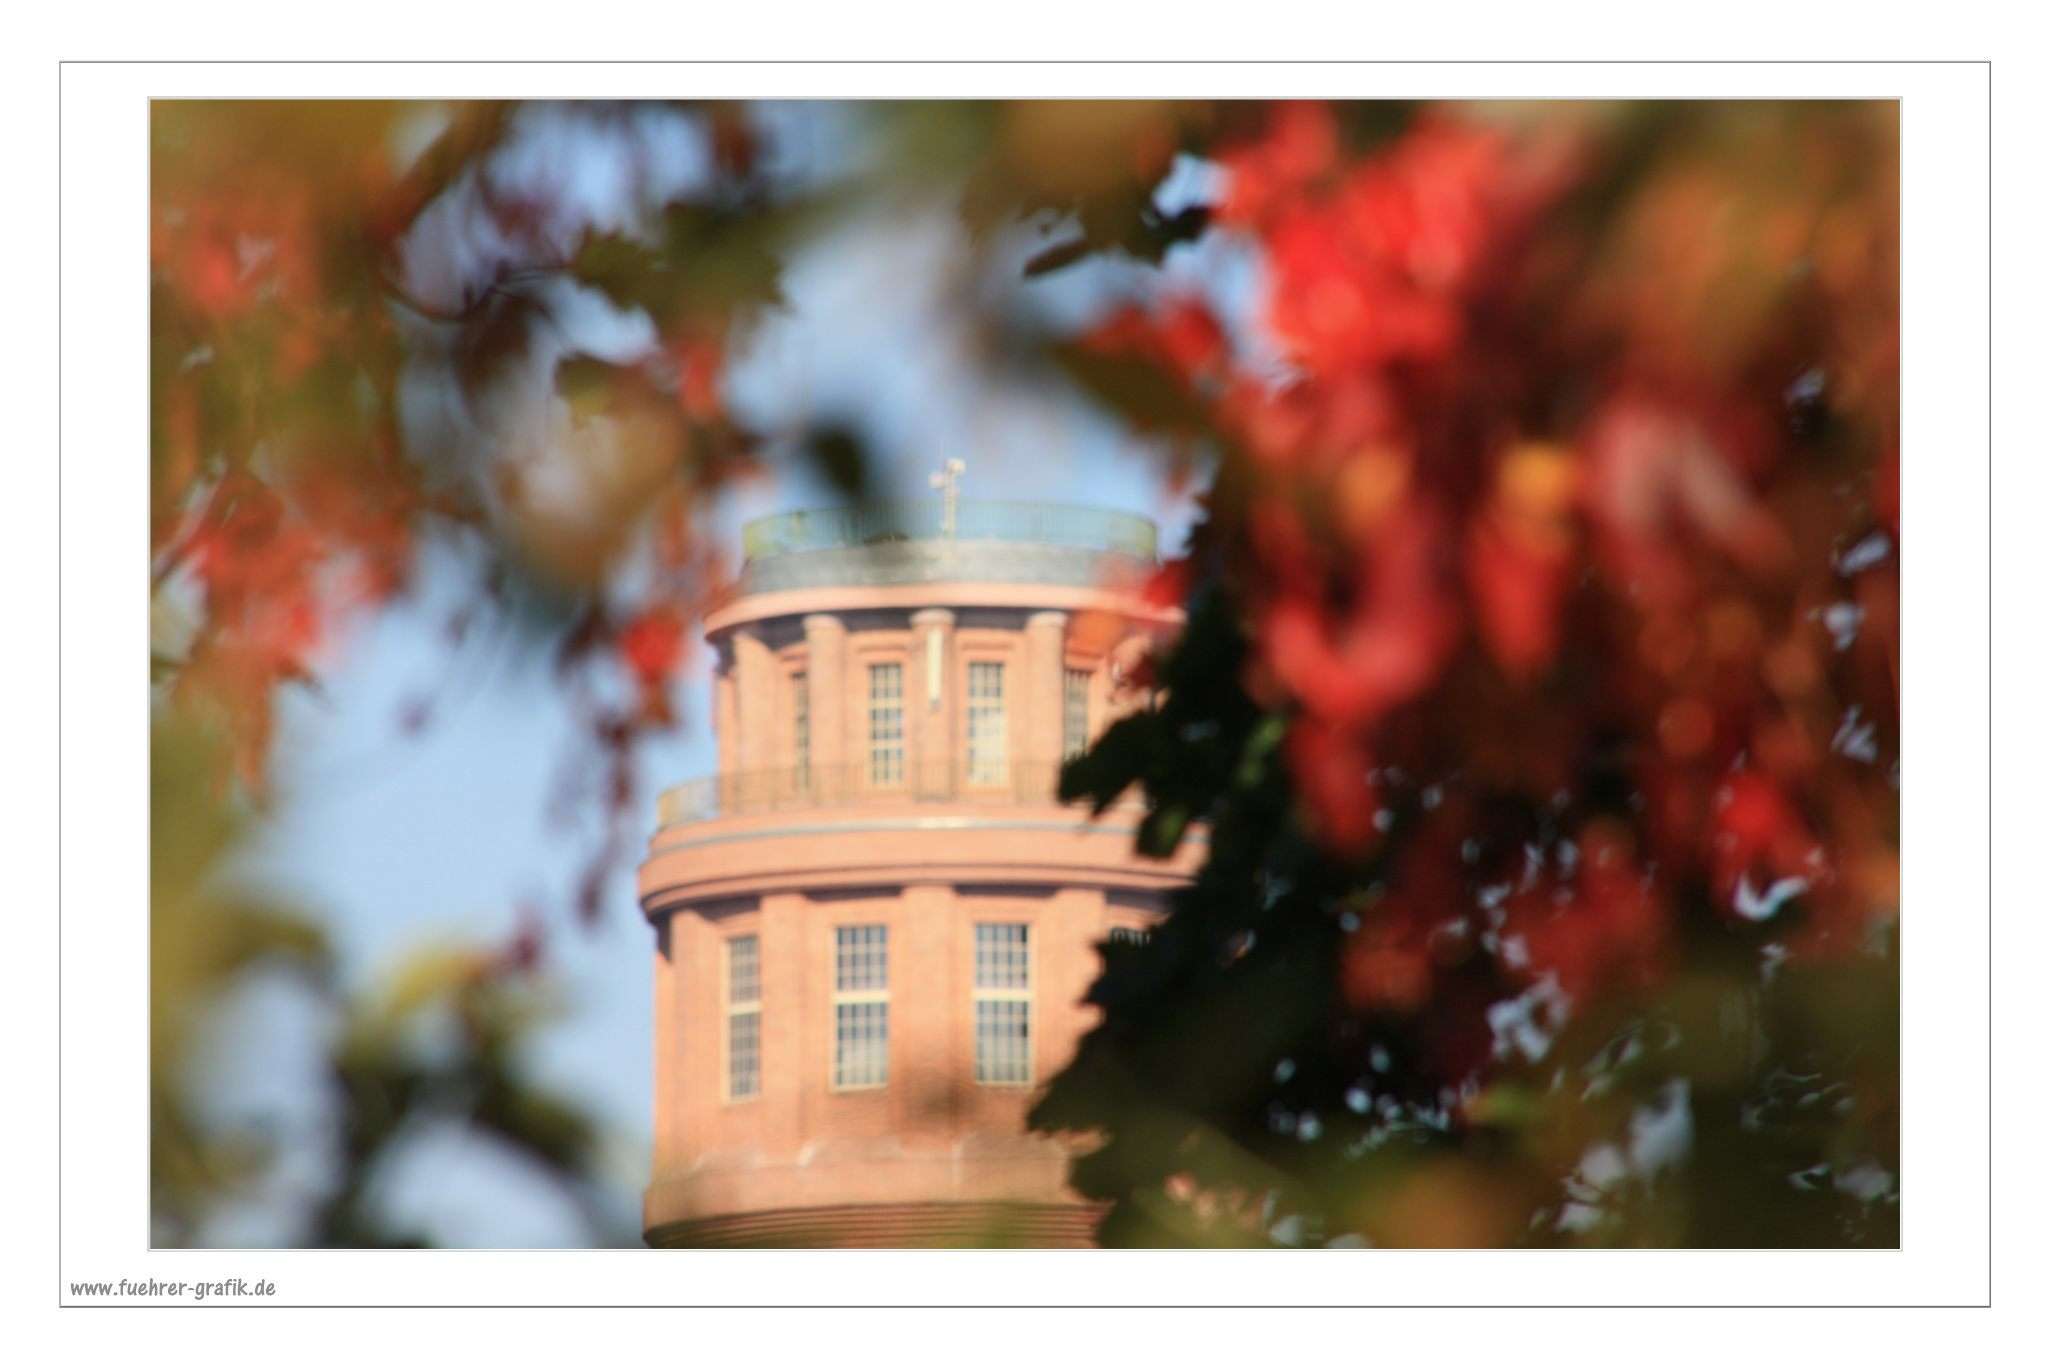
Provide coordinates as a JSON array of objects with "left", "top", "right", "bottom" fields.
[{"left": 638, "top": 498, "right": 1197, "bottom": 1247}]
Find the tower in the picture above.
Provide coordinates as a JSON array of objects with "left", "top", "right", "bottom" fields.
[{"left": 637, "top": 494, "right": 1197, "bottom": 1247}]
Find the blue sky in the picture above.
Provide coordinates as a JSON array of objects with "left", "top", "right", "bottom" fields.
[{"left": 199, "top": 102, "right": 1249, "bottom": 1246}]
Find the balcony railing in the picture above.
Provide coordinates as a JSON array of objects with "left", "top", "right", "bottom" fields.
[
  {"left": 740, "top": 499, "right": 1158, "bottom": 563},
  {"left": 655, "top": 760, "right": 1079, "bottom": 828}
]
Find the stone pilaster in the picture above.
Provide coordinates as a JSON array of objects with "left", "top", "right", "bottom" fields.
[
  {"left": 759, "top": 891, "right": 809, "bottom": 1153},
  {"left": 910, "top": 607, "right": 955, "bottom": 798},
  {"left": 732, "top": 626, "right": 774, "bottom": 806},
  {"left": 1024, "top": 610, "right": 1068, "bottom": 798},
  {"left": 802, "top": 613, "right": 848, "bottom": 801},
  {"left": 650, "top": 916, "right": 679, "bottom": 1175},
  {"left": 896, "top": 882, "right": 959, "bottom": 1136},
  {"left": 713, "top": 658, "right": 738, "bottom": 797}
]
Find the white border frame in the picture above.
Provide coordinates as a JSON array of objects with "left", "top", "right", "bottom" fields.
[{"left": 55, "top": 60, "right": 1988, "bottom": 1308}]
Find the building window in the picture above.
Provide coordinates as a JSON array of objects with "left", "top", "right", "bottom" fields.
[
  {"left": 791, "top": 670, "right": 810, "bottom": 793},
  {"left": 725, "top": 935, "right": 761, "bottom": 1102},
  {"left": 1063, "top": 667, "right": 1091, "bottom": 761},
  {"left": 867, "top": 663, "right": 904, "bottom": 788},
  {"left": 1108, "top": 926, "right": 1151, "bottom": 947},
  {"left": 973, "top": 923, "right": 1032, "bottom": 1086},
  {"left": 966, "top": 660, "right": 1007, "bottom": 786},
  {"left": 832, "top": 925, "right": 889, "bottom": 1089}
]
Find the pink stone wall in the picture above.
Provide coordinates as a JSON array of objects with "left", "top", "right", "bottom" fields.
[{"left": 639, "top": 575, "right": 1187, "bottom": 1243}]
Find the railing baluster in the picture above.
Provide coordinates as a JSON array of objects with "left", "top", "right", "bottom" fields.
[
  {"left": 656, "top": 757, "right": 1091, "bottom": 829},
  {"left": 738, "top": 499, "right": 1156, "bottom": 564}
]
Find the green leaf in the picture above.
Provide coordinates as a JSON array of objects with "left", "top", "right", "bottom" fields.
[{"left": 1137, "top": 803, "right": 1191, "bottom": 858}]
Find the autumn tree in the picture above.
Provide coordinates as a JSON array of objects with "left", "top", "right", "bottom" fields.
[
  {"left": 1031, "top": 101, "right": 1899, "bottom": 1248},
  {"left": 149, "top": 98, "right": 1898, "bottom": 1248},
  {"left": 150, "top": 99, "right": 797, "bottom": 1244}
]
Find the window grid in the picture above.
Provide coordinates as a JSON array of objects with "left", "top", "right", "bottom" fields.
[
  {"left": 966, "top": 661, "right": 1007, "bottom": 786},
  {"left": 975, "top": 1000, "right": 1031, "bottom": 1086},
  {"left": 973, "top": 923, "right": 1032, "bottom": 1086},
  {"left": 975, "top": 922, "right": 1030, "bottom": 991},
  {"left": 832, "top": 925, "right": 889, "bottom": 1089},
  {"left": 725, "top": 935, "right": 761, "bottom": 1102},
  {"left": 1063, "top": 667, "right": 1091, "bottom": 761},
  {"left": 867, "top": 663, "right": 904, "bottom": 788},
  {"left": 791, "top": 671, "right": 810, "bottom": 793},
  {"left": 835, "top": 924, "right": 888, "bottom": 993},
  {"left": 1107, "top": 925, "right": 1152, "bottom": 947}
]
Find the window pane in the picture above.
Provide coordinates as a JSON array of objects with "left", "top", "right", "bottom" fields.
[
  {"left": 967, "top": 661, "right": 1006, "bottom": 785},
  {"left": 868, "top": 663, "right": 903, "bottom": 787},
  {"left": 726, "top": 935, "right": 761, "bottom": 1101},
  {"left": 728, "top": 1010, "right": 761, "bottom": 1099},
  {"left": 792, "top": 671, "right": 810, "bottom": 792},
  {"left": 974, "top": 922, "right": 1030, "bottom": 990},
  {"left": 1063, "top": 667, "right": 1090, "bottom": 760},
  {"left": 834, "top": 924, "right": 888, "bottom": 993},
  {"left": 974, "top": 999, "right": 1031, "bottom": 1085},
  {"left": 728, "top": 934, "right": 760, "bottom": 1003},
  {"left": 833, "top": 1001, "right": 889, "bottom": 1088}
]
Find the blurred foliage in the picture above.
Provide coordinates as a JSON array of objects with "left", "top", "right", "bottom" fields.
[
  {"left": 149, "top": 98, "right": 1898, "bottom": 1248},
  {"left": 315, "top": 939, "right": 617, "bottom": 1247},
  {"left": 152, "top": 713, "right": 621, "bottom": 1245},
  {"left": 150, "top": 99, "right": 806, "bottom": 1244},
  {"left": 153, "top": 714, "right": 330, "bottom": 1236},
  {"left": 1031, "top": 100, "right": 1899, "bottom": 1247}
]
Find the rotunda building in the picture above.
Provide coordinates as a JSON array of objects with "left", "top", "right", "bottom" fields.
[{"left": 638, "top": 496, "right": 1196, "bottom": 1247}]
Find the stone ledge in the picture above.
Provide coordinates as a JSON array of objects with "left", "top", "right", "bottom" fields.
[{"left": 645, "top": 1199, "right": 1103, "bottom": 1248}]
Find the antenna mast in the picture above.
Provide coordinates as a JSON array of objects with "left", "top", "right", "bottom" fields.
[{"left": 929, "top": 459, "right": 966, "bottom": 539}]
